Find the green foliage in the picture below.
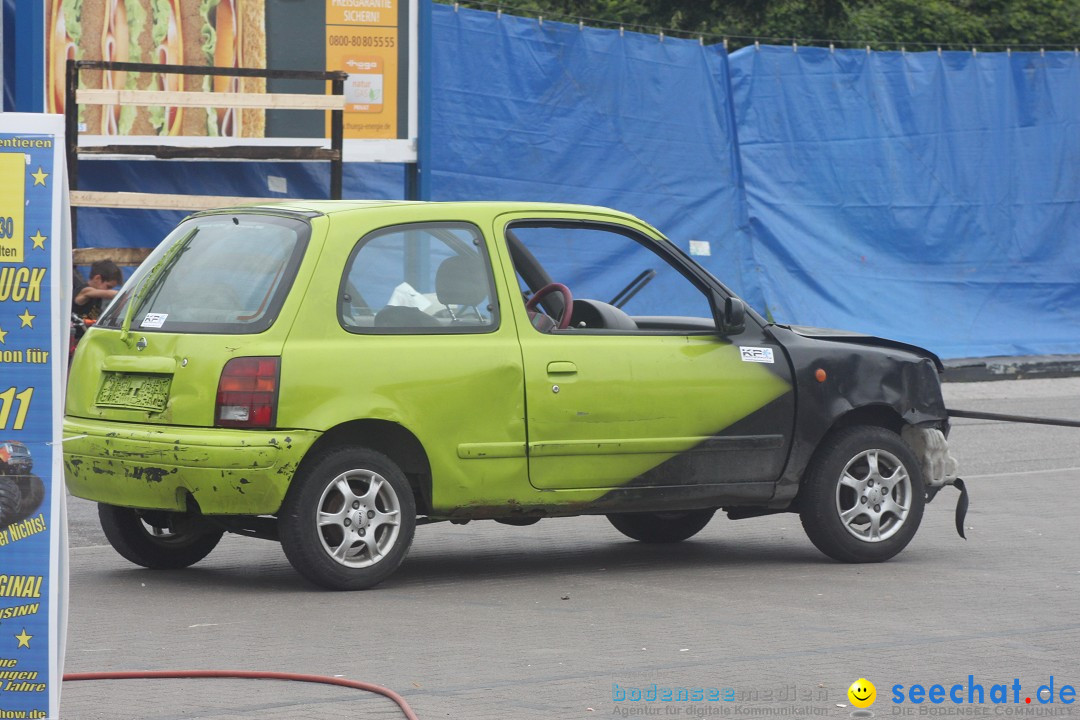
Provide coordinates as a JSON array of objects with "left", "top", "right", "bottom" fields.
[{"left": 443, "top": 0, "right": 1080, "bottom": 50}]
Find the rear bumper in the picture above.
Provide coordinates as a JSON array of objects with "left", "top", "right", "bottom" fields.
[{"left": 63, "top": 418, "right": 320, "bottom": 514}]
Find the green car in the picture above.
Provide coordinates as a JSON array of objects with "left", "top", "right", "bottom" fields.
[{"left": 64, "top": 201, "right": 961, "bottom": 590}]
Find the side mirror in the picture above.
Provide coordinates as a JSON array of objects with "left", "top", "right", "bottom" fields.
[{"left": 711, "top": 291, "right": 746, "bottom": 336}]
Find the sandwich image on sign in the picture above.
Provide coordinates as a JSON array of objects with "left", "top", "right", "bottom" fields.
[{"left": 46, "top": 0, "right": 267, "bottom": 137}]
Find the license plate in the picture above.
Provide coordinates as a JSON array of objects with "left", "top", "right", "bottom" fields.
[{"left": 96, "top": 373, "right": 172, "bottom": 412}]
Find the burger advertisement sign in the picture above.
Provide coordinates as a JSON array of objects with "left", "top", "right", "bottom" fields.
[
  {"left": 46, "top": 0, "right": 415, "bottom": 142},
  {"left": 47, "top": 0, "right": 269, "bottom": 137}
]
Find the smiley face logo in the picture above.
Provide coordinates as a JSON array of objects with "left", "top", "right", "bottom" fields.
[{"left": 848, "top": 678, "right": 876, "bottom": 708}]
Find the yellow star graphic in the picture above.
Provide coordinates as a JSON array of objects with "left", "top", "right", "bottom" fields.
[
  {"left": 0, "top": 326, "right": 7, "bottom": 344},
  {"left": 30, "top": 230, "right": 47, "bottom": 249},
  {"left": 15, "top": 629, "right": 32, "bottom": 649},
  {"left": 31, "top": 167, "right": 48, "bottom": 186},
  {"left": 18, "top": 309, "right": 35, "bottom": 328}
]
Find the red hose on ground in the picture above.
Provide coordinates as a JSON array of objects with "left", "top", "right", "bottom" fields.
[{"left": 63, "top": 670, "right": 420, "bottom": 720}]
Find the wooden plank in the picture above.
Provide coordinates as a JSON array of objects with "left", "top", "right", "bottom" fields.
[
  {"left": 77, "top": 89, "right": 346, "bottom": 110},
  {"left": 70, "top": 190, "right": 308, "bottom": 211},
  {"left": 73, "top": 247, "right": 154, "bottom": 267},
  {"left": 74, "top": 59, "right": 346, "bottom": 83}
]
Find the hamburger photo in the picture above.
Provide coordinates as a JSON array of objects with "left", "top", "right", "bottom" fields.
[
  {"left": 46, "top": 0, "right": 267, "bottom": 138},
  {"left": 179, "top": 0, "right": 267, "bottom": 137}
]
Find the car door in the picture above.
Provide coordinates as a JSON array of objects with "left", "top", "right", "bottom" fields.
[
  {"left": 495, "top": 213, "right": 795, "bottom": 497},
  {"left": 280, "top": 218, "right": 529, "bottom": 513}
]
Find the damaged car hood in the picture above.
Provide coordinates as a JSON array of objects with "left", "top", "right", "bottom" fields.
[{"left": 784, "top": 325, "right": 944, "bottom": 372}]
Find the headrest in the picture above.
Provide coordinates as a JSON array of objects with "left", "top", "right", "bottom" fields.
[{"left": 435, "top": 255, "right": 487, "bottom": 306}]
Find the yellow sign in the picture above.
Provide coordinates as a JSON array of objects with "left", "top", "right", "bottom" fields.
[
  {"left": 326, "top": 0, "right": 399, "bottom": 139},
  {"left": 0, "top": 154, "right": 26, "bottom": 264},
  {"left": 327, "top": 0, "right": 398, "bottom": 26}
]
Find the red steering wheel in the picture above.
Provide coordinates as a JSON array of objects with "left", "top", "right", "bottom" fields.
[{"left": 525, "top": 283, "right": 574, "bottom": 330}]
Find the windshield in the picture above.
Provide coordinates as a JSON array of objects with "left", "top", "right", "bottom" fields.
[{"left": 98, "top": 213, "right": 311, "bottom": 334}]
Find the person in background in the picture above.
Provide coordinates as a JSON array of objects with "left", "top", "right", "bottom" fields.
[{"left": 72, "top": 259, "right": 123, "bottom": 321}]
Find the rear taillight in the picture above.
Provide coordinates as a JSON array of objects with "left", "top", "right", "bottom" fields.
[{"left": 215, "top": 357, "right": 280, "bottom": 428}]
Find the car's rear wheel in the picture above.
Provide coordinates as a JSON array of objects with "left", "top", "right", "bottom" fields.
[
  {"left": 0, "top": 478, "right": 22, "bottom": 528},
  {"left": 279, "top": 447, "right": 416, "bottom": 591},
  {"left": 98, "top": 504, "right": 225, "bottom": 569},
  {"left": 799, "top": 426, "right": 925, "bottom": 563},
  {"left": 606, "top": 508, "right": 716, "bottom": 543}
]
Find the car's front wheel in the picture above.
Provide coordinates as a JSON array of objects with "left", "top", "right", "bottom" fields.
[
  {"left": 98, "top": 504, "right": 224, "bottom": 569},
  {"left": 799, "top": 426, "right": 925, "bottom": 563},
  {"left": 606, "top": 509, "right": 716, "bottom": 543},
  {"left": 279, "top": 447, "right": 416, "bottom": 590}
]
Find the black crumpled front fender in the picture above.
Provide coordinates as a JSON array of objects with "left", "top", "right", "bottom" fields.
[{"left": 769, "top": 325, "right": 950, "bottom": 506}]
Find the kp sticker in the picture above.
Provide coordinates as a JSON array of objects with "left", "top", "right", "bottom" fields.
[
  {"left": 141, "top": 313, "right": 168, "bottom": 328},
  {"left": 740, "top": 346, "right": 775, "bottom": 364}
]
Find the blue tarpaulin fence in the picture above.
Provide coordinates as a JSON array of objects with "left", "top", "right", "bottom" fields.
[
  {"left": 72, "top": 2, "right": 1080, "bottom": 359},
  {"left": 427, "top": 4, "right": 762, "bottom": 311},
  {"left": 729, "top": 45, "right": 1080, "bottom": 358}
]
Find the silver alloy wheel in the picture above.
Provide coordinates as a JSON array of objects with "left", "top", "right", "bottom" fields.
[
  {"left": 317, "top": 468, "right": 402, "bottom": 568},
  {"left": 835, "top": 448, "right": 911, "bottom": 543}
]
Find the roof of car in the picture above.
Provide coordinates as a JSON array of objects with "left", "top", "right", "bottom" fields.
[{"left": 204, "top": 199, "right": 641, "bottom": 221}]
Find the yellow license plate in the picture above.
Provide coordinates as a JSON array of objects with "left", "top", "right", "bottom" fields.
[{"left": 96, "top": 373, "right": 172, "bottom": 412}]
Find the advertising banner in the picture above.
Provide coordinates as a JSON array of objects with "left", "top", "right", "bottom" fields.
[
  {"left": 46, "top": 0, "right": 269, "bottom": 138},
  {"left": 325, "top": 0, "right": 400, "bottom": 139},
  {"left": 45, "top": 0, "right": 416, "bottom": 145},
  {"left": 0, "top": 113, "right": 69, "bottom": 720}
]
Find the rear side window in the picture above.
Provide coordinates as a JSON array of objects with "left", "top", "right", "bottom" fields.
[
  {"left": 98, "top": 213, "right": 310, "bottom": 334},
  {"left": 339, "top": 222, "right": 498, "bottom": 334}
]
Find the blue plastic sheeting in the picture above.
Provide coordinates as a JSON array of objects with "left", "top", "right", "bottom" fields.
[
  {"left": 428, "top": 4, "right": 762, "bottom": 310},
  {"left": 730, "top": 46, "right": 1080, "bottom": 358},
  {"left": 67, "top": 4, "right": 1080, "bottom": 358},
  {"left": 76, "top": 159, "right": 409, "bottom": 262}
]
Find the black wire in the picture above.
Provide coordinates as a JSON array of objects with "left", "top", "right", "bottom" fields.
[{"left": 948, "top": 409, "right": 1080, "bottom": 428}]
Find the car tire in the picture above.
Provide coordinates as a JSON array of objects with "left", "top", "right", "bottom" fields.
[
  {"left": 98, "top": 504, "right": 225, "bottom": 569},
  {"left": 279, "top": 446, "right": 416, "bottom": 591},
  {"left": 0, "top": 478, "right": 22, "bottom": 529},
  {"left": 799, "top": 426, "right": 925, "bottom": 563},
  {"left": 606, "top": 508, "right": 716, "bottom": 543}
]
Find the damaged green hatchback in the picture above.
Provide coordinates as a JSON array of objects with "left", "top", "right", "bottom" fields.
[{"left": 64, "top": 201, "right": 962, "bottom": 590}]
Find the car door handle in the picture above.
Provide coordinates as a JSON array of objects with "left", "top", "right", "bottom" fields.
[{"left": 546, "top": 361, "right": 578, "bottom": 375}]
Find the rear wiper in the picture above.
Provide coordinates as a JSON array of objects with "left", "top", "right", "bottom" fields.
[{"left": 120, "top": 228, "right": 198, "bottom": 346}]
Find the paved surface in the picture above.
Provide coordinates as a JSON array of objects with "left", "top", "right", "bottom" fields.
[
  {"left": 943, "top": 354, "right": 1080, "bottom": 382},
  {"left": 57, "top": 378, "right": 1080, "bottom": 719}
]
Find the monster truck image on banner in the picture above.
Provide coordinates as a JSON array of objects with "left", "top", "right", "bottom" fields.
[{"left": 0, "top": 114, "right": 69, "bottom": 720}]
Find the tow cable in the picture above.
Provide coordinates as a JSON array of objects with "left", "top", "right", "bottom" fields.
[
  {"left": 937, "top": 409, "right": 1080, "bottom": 541},
  {"left": 63, "top": 670, "right": 421, "bottom": 719},
  {"left": 948, "top": 409, "right": 1080, "bottom": 429}
]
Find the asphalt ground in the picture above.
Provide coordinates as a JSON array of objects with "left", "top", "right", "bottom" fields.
[{"left": 56, "top": 377, "right": 1080, "bottom": 719}]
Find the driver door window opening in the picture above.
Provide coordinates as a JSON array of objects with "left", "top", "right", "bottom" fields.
[{"left": 505, "top": 221, "right": 717, "bottom": 334}]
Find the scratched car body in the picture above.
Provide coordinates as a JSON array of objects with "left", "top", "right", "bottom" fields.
[{"left": 64, "top": 201, "right": 960, "bottom": 590}]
